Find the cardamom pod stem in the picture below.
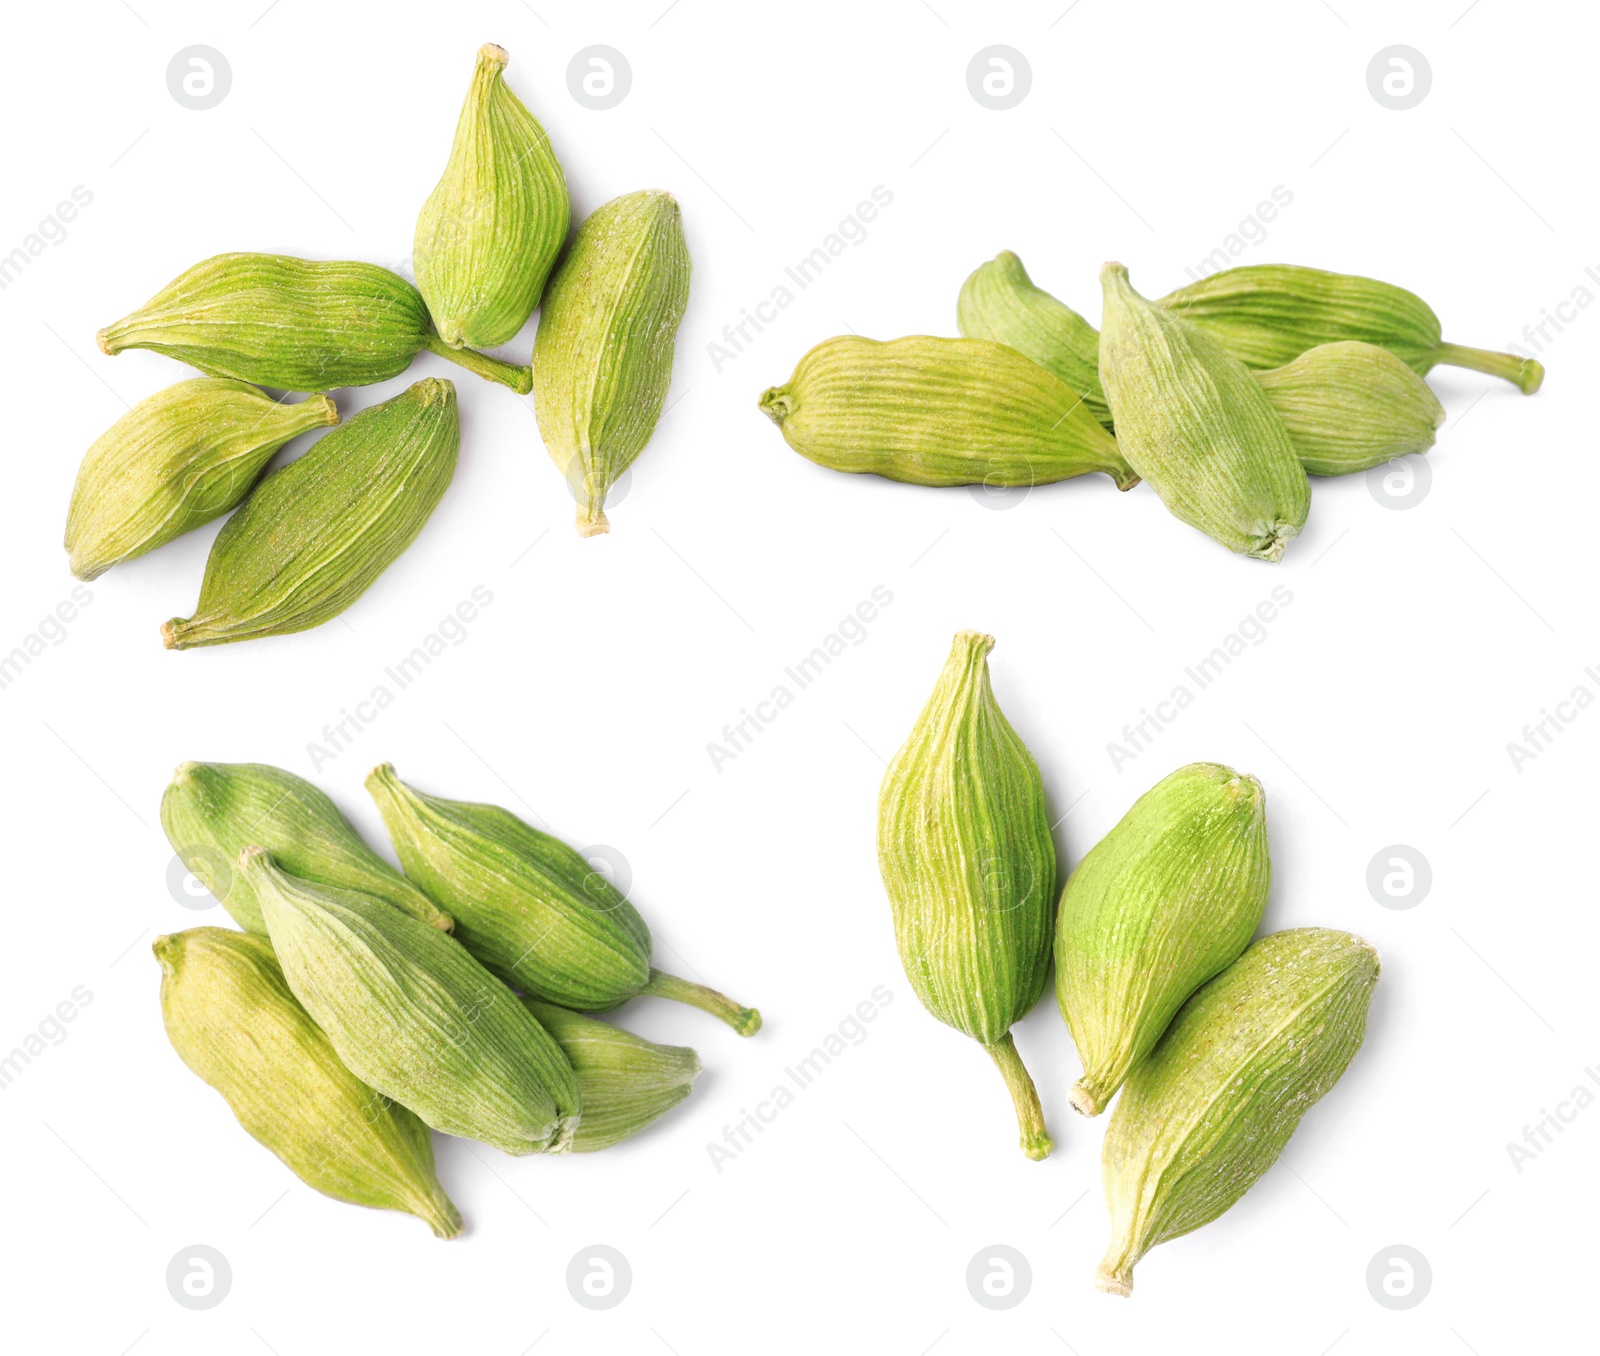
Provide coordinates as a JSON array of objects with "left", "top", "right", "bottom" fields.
[
  {"left": 65, "top": 380, "right": 338, "bottom": 581},
  {"left": 639, "top": 969, "right": 762, "bottom": 1037},
  {"left": 522, "top": 1000, "right": 701, "bottom": 1151},
  {"left": 163, "top": 377, "right": 459, "bottom": 649},
  {"left": 1054, "top": 762, "right": 1270, "bottom": 1117},
  {"left": 957, "top": 251, "right": 1113, "bottom": 429},
  {"left": 1254, "top": 341, "right": 1445, "bottom": 476},
  {"left": 1161, "top": 263, "right": 1544, "bottom": 394},
  {"left": 243, "top": 847, "right": 581, "bottom": 1155},
  {"left": 878, "top": 631, "right": 1057, "bottom": 1161},
  {"left": 415, "top": 44, "right": 569, "bottom": 350},
  {"left": 1100, "top": 263, "right": 1310, "bottom": 560},
  {"left": 97, "top": 252, "right": 529, "bottom": 392},
  {"left": 761, "top": 335, "right": 1137, "bottom": 491},
  {"left": 155, "top": 927, "right": 463, "bottom": 1238},
  {"left": 532, "top": 190, "right": 691, "bottom": 535},
  {"left": 1098, "top": 929, "right": 1379, "bottom": 1296},
  {"left": 366, "top": 764, "right": 762, "bottom": 1035},
  {"left": 160, "top": 761, "right": 452, "bottom": 935}
]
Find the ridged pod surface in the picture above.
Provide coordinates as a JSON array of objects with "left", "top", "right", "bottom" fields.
[
  {"left": 1055, "top": 762, "right": 1269, "bottom": 1117},
  {"left": 97, "top": 252, "right": 532, "bottom": 392},
  {"left": 1099, "top": 264, "right": 1310, "bottom": 560},
  {"left": 1161, "top": 263, "right": 1543, "bottom": 394},
  {"left": 155, "top": 927, "right": 462, "bottom": 1237},
  {"left": 160, "top": 761, "right": 452, "bottom": 936},
  {"left": 1098, "top": 928, "right": 1380, "bottom": 1296},
  {"left": 1254, "top": 340, "right": 1445, "bottom": 476},
  {"left": 415, "top": 44, "right": 569, "bottom": 349},
  {"left": 523, "top": 1000, "right": 701, "bottom": 1151},
  {"left": 163, "top": 378, "right": 459, "bottom": 649},
  {"left": 532, "top": 190, "right": 690, "bottom": 535},
  {"left": 366, "top": 764, "right": 761, "bottom": 1035},
  {"left": 245, "top": 849, "right": 580, "bottom": 1155},
  {"left": 65, "top": 380, "right": 338, "bottom": 581},
  {"left": 759, "top": 335, "right": 1137, "bottom": 491},
  {"left": 957, "top": 251, "right": 1112, "bottom": 429},
  {"left": 878, "top": 631, "right": 1057, "bottom": 1160}
]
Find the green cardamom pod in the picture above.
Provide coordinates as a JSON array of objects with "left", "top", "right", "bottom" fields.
[
  {"left": 1098, "top": 928, "right": 1379, "bottom": 1296},
  {"left": 1254, "top": 340, "right": 1445, "bottom": 476},
  {"left": 242, "top": 848, "right": 580, "bottom": 1155},
  {"left": 957, "top": 251, "right": 1113, "bottom": 430},
  {"left": 65, "top": 380, "right": 338, "bottom": 582},
  {"left": 1100, "top": 263, "right": 1310, "bottom": 560},
  {"left": 97, "top": 252, "right": 532, "bottom": 393},
  {"left": 155, "top": 927, "right": 463, "bottom": 1238},
  {"left": 522, "top": 1000, "right": 701, "bottom": 1152},
  {"left": 163, "top": 377, "right": 459, "bottom": 649},
  {"left": 760, "top": 335, "right": 1137, "bottom": 491},
  {"left": 415, "top": 44, "right": 569, "bottom": 350},
  {"left": 877, "top": 631, "right": 1056, "bottom": 1161},
  {"left": 161, "top": 761, "right": 452, "bottom": 936},
  {"left": 1054, "top": 762, "right": 1270, "bottom": 1118},
  {"left": 1161, "top": 263, "right": 1543, "bottom": 394},
  {"left": 532, "top": 190, "right": 691, "bottom": 536},
  {"left": 366, "top": 764, "right": 761, "bottom": 1035}
]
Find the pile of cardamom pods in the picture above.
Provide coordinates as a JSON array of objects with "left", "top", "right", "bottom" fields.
[
  {"left": 66, "top": 44, "right": 689, "bottom": 647},
  {"left": 878, "top": 632, "right": 1379, "bottom": 1294},
  {"left": 762, "top": 254, "right": 1543, "bottom": 560},
  {"left": 156, "top": 760, "right": 759, "bottom": 1237}
]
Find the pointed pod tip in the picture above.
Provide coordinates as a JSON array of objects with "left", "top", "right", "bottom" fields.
[
  {"left": 478, "top": 43, "right": 509, "bottom": 69},
  {"left": 1100, "top": 261, "right": 1130, "bottom": 285},
  {"left": 95, "top": 327, "right": 114, "bottom": 356},
  {"left": 952, "top": 629, "right": 997, "bottom": 658},
  {"left": 160, "top": 619, "right": 183, "bottom": 650}
]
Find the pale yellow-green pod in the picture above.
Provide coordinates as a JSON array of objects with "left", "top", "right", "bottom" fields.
[
  {"left": 878, "top": 631, "right": 1057, "bottom": 1161},
  {"left": 244, "top": 848, "right": 581, "bottom": 1156},
  {"left": 522, "top": 1001, "right": 701, "bottom": 1152},
  {"left": 1099, "top": 263, "right": 1310, "bottom": 561},
  {"left": 415, "top": 44, "right": 569, "bottom": 349},
  {"left": 1098, "top": 928, "right": 1379, "bottom": 1296},
  {"left": 1254, "top": 340, "right": 1445, "bottom": 476},
  {"left": 155, "top": 927, "right": 463, "bottom": 1238},
  {"left": 1054, "top": 762, "right": 1270, "bottom": 1118},
  {"left": 532, "top": 190, "right": 691, "bottom": 536},
  {"left": 761, "top": 334, "right": 1137, "bottom": 492},
  {"left": 1161, "top": 263, "right": 1543, "bottom": 394},
  {"left": 66, "top": 379, "right": 337, "bottom": 581}
]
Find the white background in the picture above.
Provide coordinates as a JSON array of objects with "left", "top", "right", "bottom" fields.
[{"left": 1, "top": 0, "right": 1593, "bottom": 1351}]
